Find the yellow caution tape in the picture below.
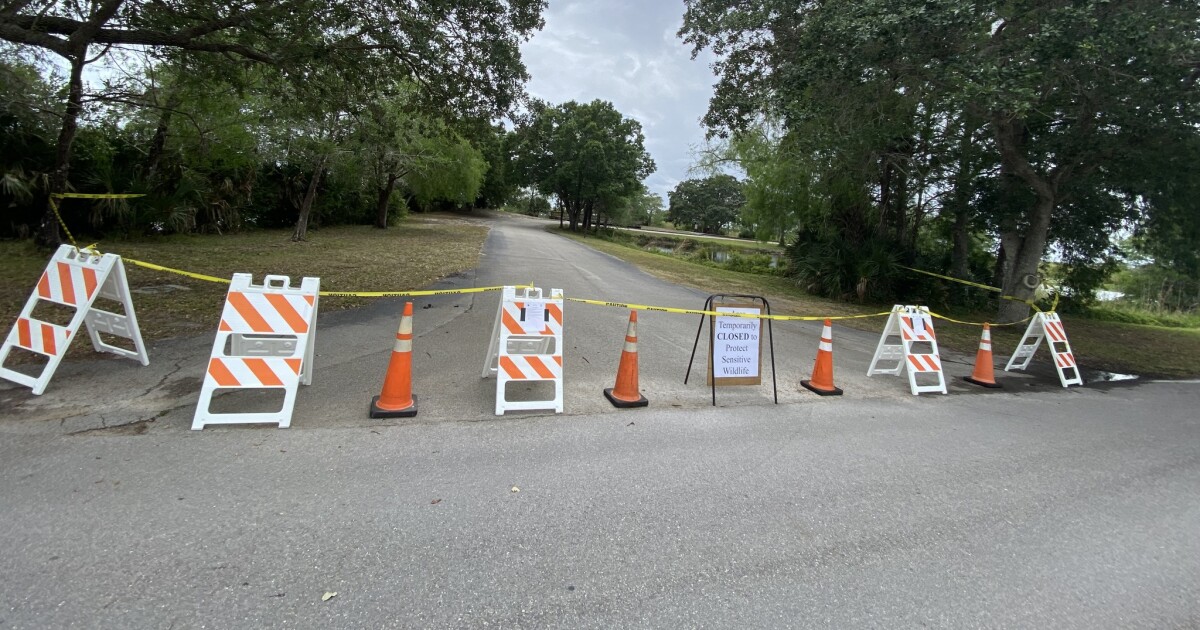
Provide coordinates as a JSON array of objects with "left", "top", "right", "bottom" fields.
[
  {"left": 125, "top": 258, "right": 232, "bottom": 285},
  {"left": 47, "top": 193, "right": 146, "bottom": 252},
  {"left": 125, "top": 258, "right": 527, "bottom": 296},
  {"left": 924, "top": 309, "right": 1033, "bottom": 328},
  {"left": 121, "top": 254, "right": 1037, "bottom": 326},
  {"left": 65, "top": 207, "right": 1037, "bottom": 325},
  {"left": 565, "top": 297, "right": 892, "bottom": 322},
  {"left": 899, "top": 265, "right": 1046, "bottom": 313},
  {"left": 320, "top": 286, "right": 528, "bottom": 298}
]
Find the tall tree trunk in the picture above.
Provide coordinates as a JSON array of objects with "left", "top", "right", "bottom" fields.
[
  {"left": 37, "top": 55, "right": 87, "bottom": 247},
  {"left": 567, "top": 199, "right": 580, "bottom": 231},
  {"left": 950, "top": 205, "right": 971, "bottom": 279},
  {"left": 582, "top": 200, "right": 593, "bottom": 231},
  {"left": 949, "top": 120, "right": 976, "bottom": 282},
  {"left": 374, "top": 173, "right": 399, "bottom": 229},
  {"left": 877, "top": 156, "right": 892, "bottom": 235},
  {"left": 996, "top": 195, "right": 1053, "bottom": 322},
  {"left": 991, "top": 114, "right": 1059, "bottom": 322},
  {"left": 292, "top": 155, "right": 329, "bottom": 241},
  {"left": 146, "top": 90, "right": 183, "bottom": 181}
]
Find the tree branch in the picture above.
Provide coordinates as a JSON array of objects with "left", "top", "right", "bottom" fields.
[{"left": 0, "top": 22, "right": 70, "bottom": 56}]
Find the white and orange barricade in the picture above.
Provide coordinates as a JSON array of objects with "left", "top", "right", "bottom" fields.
[
  {"left": 1005, "top": 311, "right": 1082, "bottom": 387},
  {"left": 482, "top": 285, "right": 564, "bottom": 415},
  {"left": 192, "top": 274, "right": 319, "bottom": 430},
  {"left": 0, "top": 245, "right": 148, "bottom": 395},
  {"left": 867, "top": 305, "right": 947, "bottom": 395}
]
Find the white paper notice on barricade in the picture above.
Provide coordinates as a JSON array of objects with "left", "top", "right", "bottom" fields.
[
  {"left": 912, "top": 311, "right": 927, "bottom": 336},
  {"left": 713, "top": 306, "right": 761, "bottom": 382},
  {"left": 524, "top": 301, "right": 546, "bottom": 332}
]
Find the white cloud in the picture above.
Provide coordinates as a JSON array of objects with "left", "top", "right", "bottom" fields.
[{"left": 519, "top": 0, "right": 718, "bottom": 199}]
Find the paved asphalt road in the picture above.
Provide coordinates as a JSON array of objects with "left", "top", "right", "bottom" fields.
[{"left": 2, "top": 213, "right": 1198, "bottom": 628}]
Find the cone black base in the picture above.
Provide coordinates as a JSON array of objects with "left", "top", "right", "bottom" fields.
[
  {"left": 370, "top": 393, "right": 418, "bottom": 418},
  {"left": 801, "top": 380, "right": 843, "bottom": 396},
  {"left": 963, "top": 376, "right": 1003, "bottom": 389},
  {"left": 604, "top": 388, "right": 648, "bottom": 408}
]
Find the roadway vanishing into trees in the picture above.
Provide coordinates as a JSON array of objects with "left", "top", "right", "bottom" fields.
[{"left": 2, "top": 213, "right": 1197, "bottom": 628}]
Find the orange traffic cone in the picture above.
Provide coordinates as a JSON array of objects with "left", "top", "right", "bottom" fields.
[
  {"left": 963, "top": 323, "right": 1002, "bottom": 388},
  {"left": 801, "top": 319, "right": 843, "bottom": 396},
  {"left": 370, "top": 301, "right": 418, "bottom": 417},
  {"left": 604, "top": 310, "right": 649, "bottom": 408}
]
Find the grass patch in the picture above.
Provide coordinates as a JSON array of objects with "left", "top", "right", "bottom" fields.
[
  {"left": 0, "top": 214, "right": 488, "bottom": 357},
  {"left": 1082, "top": 304, "right": 1200, "bottom": 329},
  {"left": 559, "top": 230, "right": 1200, "bottom": 379}
]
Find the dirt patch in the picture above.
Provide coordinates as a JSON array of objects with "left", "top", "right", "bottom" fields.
[{"left": 163, "top": 376, "right": 203, "bottom": 398}]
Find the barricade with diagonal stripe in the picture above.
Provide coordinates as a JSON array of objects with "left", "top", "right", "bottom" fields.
[
  {"left": 1005, "top": 311, "right": 1082, "bottom": 387},
  {"left": 0, "top": 245, "right": 148, "bottom": 395},
  {"left": 482, "top": 285, "right": 564, "bottom": 415},
  {"left": 867, "top": 305, "right": 948, "bottom": 395},
  {"left": 192, "top": 274, "right": 320, "bottom": 429}
]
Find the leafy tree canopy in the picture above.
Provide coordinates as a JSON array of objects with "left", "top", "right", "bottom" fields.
[
  {"left": 513, "top": 98, "right": 655, "bottom": 231},
  {"left": 681, "top": 0, "right": 1200, "bottom": 318},
  {"left": 668, "top": 174, "right": 744, "bottom": 234}
]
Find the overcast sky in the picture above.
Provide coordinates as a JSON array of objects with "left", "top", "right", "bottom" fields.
[{"left": 519, "top": 0, "right": 718, "bottom": 201}]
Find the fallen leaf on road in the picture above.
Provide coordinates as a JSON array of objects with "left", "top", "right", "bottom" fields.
[
  {"left": 322, "top": 592, "right": 337, "bottom": 602},
  {"left": 431, "top": 499, "right": 441, "bottom": 504},
  {"left": 511, "top": 486, "right": 520, "bottom": 493}
]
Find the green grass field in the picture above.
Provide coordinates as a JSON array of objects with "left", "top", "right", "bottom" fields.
[
  {"left": 0, "top": 215, "right": 488, "bottom": 358},
  {"left": 558, "top": 230, "right": 1200, "bottom": 379}
]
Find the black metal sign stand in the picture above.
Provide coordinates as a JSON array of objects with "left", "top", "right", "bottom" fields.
[{"left": 684, "top": 294, "right": 778, "bottom": 406}]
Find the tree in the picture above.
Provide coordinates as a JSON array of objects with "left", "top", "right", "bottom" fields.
[
  {"left": 513, "top": 99, "right": 655, "bottom": 231},
  {"left": 622, "top": 186, "right": 664, "bottom": 226},
  {"left": 350, "top": 87, "right": 487, "bottom": 228},
  {"left": 464, "top": 123, "right": 518, "bottom": 210},
  {"left": 1, "top": 55, "right": 57, "bottom": 235},
  {"left": 701, "top": 120, "right": 814, "bottom": 245},
  {"left": 668, "top": 175, "right": 744, "bottom": 234},
  {"left": 680, "top": 0, "right": 1200, "bottom": 320},
  {"left": 0, "top": 0, "right": 545, "bottom": 244}
]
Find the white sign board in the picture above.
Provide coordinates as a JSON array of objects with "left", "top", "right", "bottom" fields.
[
  {"left": 524, "top": 301, "right": 546, "bottom": 332},
  {"left": 710, "top": 305, "right": 762, "bottom": 385}
]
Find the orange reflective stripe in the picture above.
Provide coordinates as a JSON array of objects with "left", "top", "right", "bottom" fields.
[
  {"left": 207, "top": 358, "right": 240, "bottom": 387},
  {"left": 499, "top": 356, "right": 524, "bottom": 379},
  {"left": 243, "top": 358, "right": 283, "bottom": 386},
  {"left": 265, "top": 293, "right": 308, "bottom": 333},
  {"left": 554, "top": 355, "right": 562, "bottom": 366},
  {"left": 17, "top": 318, "right": 31, "bottom": 348},
  {"left": 285, "top": 358, "right": 302, "bottom": 374},
  {"left": 41, "top": 323, "right": 56, "bottom": 355},
  {"left": 219, "top": 320, "right": 233, "bottom": 332},
  {"left": 501, "top": 308, "right": 523, "bottom": 335},
  {"left": 526, "top": 356, "right": 555, "bottom": 379},
  {"left": 228, "top": 292, "right": 272, "bottom": 333},
  {"left": 547, "top": 303, "right": 563, "bottom": 324},
  {"left": 57, "top": 262, "right": 76, "bottom": 305},
  {"left": 37, "top": 272, "right": 51, "bottom": 300},
  {"left": 82, "top": 267, "right": 98, "bottom": 300}
]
